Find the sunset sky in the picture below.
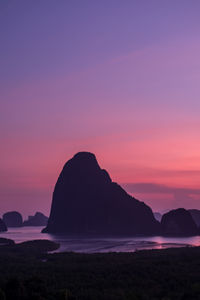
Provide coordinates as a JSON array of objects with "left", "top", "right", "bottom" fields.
[{"left": 1, "top": 1, "right": 200, "bottom": 217}]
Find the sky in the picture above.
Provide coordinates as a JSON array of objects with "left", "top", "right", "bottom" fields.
[{"left": 1, "top": 0, "right": 200, "bottom": 218}]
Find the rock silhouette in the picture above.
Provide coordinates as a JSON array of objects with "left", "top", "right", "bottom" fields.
[
  {"left": 161, "top": 208, "right": 198, "bottom": 236},
  {"left": 0, "top": 219, "right": 7, "bottom": 232},
  {"left": 188, "top": 209, "right": 200, "bottom": 228},
  {"left": 154, "top": 212, "right": 162, "bottom": 222},
  {"left": 23, "top": 212, "right": 48, "bottom": 226},
  {"left": 3, "top": 211, "right": 23, "bottom": 227},
  {"left": 43, "top": 152, "right": 160, "bottom": 235}
]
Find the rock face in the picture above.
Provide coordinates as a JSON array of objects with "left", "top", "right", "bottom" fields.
[
  {"left": 3, "top": 211, "right": 23, "bottom": 227},
  {"left": 23, "top": 212, "right": 48, "bottom": 227},
  {"left": 43, "top": 152, "right": 160, "bottom": 235},
  {"left": 0, "top": 219, "right": 7, "bottom": 232},
  {"left": 161, "top": 208, "right": 198, "bottom": 236},
  {"left": 188, "top": 209, "right": 200, "bottom": 227},
  {"left": 154, "top": 212, "right": 162, "bottom": 222}
]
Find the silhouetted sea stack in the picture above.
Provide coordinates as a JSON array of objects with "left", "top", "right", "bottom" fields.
[
  {"left": 3, "top": 211, "right": 23, "bottom": 227},
  {"left": 23, "top": 212, "right": 48, "bottom": 227},
  {"left": 161, "top": 208, "right": 198, "bottom": 236},
  {"left": 0, "top": 219, "right": 7, "bottom": 232},
  {"left": 43, "top": 152, "right": 160, "bottom": 235}
]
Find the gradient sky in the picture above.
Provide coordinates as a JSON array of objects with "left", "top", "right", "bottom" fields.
[{"left": 1, "top": 0, "right": 200, "bottom": 217}]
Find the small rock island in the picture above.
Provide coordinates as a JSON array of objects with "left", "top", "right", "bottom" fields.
[
  {"left": 161, "top": 208, "right": 198, "bottom": 236},
  {"left": 23, "top": 212, "right": 48, "bottom": 226}
]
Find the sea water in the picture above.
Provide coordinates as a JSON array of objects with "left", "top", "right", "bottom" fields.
[{"left": 1, "top": 226, "right": 200, "bottom": 253}]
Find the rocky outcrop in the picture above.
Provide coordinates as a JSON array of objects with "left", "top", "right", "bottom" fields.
[
  {"left": 0, "top": 219, "right": 7, "bottom": 232},
  {"left": 188, "top": 209, "right": 200, "bottom": 228},
  {"left": 23, "top": 212, "right": 48, "bottom": 226},
  {"left": 154, "top": 212, "right": 162, "bottom": 222},
  {"left": 161, "top": 208, "right": 198, "bottom": 236},
  {"left": 43, "top": 152, "right": 160, "bottom": 235},
  {"left": 3, "top": 211, "right": 23, "bottom": 227}
]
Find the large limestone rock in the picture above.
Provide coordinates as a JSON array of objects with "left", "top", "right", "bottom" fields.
[
  {"left": 3, "top": 211, "right": 23, "bottom": 227},
  {"left": 0, "top": 219, "right": 7, "bottom": 232},
  {"left": 23, "top": 212, "right": 48, "bottom": 227},
  {"left": 43, "top": 152, "right": 160, "bottom": 235},
  {"left": 161, "top": 208, "right": 198, "bottom": 236}
]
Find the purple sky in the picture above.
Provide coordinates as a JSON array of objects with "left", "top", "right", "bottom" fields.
[{"left": 1, "top": 1, "right": 200, "bottom": 218}]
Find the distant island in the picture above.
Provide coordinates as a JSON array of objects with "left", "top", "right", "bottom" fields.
[
  {"left": 3, "top": 211, "right": 23, "bottom": 228},
  {"left": 161, "top": 208, "right": 199, "bottom": 236},
  {"left": 23, "top": 212, "right": 48, "bottom": 227},
  {"left": 0, "top": 211, "right": 48, "bottom": 229}
]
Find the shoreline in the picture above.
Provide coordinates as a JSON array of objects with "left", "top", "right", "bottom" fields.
[{"left": 0, "top": 242, "right": 200, "bottom": 299}]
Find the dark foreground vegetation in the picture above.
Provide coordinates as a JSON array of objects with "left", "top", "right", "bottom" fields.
[{"left": 0, "top": 239, "right": 200, "bottom": 299}]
